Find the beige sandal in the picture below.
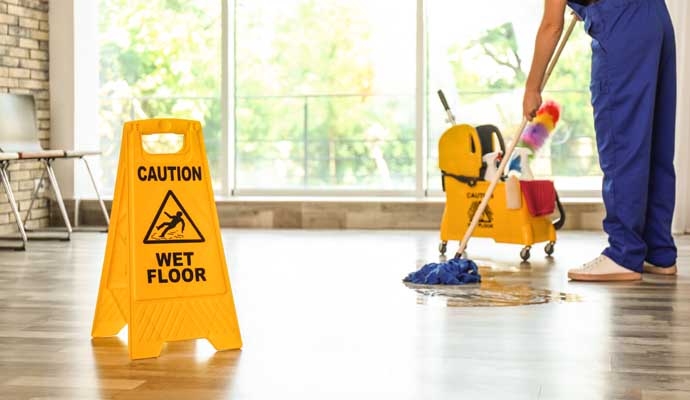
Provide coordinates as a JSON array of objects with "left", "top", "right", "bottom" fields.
[
  {"left": 643, "top": 263, "right": 677, "bottom": 276},
  {"left": 568, "top": 255, "right": 642, "bottom": 282}
]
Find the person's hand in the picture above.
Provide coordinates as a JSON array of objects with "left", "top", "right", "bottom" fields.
[{"left": 523, "top": 89, "right": 542, "bottom": 121}]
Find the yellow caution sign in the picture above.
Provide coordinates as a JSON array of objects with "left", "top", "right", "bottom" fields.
[{"left": 91, "top": 119, "right": 242, "bottom": 360}]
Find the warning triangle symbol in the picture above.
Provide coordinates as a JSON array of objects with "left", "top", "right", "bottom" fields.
[
  {"left": 143, "top": 190, "right": 205, "bottom": 244},
  {"left": 480, "top": 205, "right": 493, "bottom": 223},
  {"left": 468, "top": 201, "right": 494, "bottom": 224}
]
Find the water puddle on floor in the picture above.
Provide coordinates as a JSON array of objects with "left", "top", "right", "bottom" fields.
[{"left": 405, "top": 265, "right": 581, "bottom": 307}]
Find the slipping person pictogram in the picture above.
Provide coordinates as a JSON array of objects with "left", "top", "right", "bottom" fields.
[
  {"left": 157, "top": 211, "right": 186, "bottom": 239},
  {"left": 144, "top": 190, "right": 205, "bottom": 244}
]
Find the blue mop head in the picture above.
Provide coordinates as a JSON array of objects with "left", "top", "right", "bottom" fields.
[{"left": 404, "top": 258, "right": 481, "bottom": 285}]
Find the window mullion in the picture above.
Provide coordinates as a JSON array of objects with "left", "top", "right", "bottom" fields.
[
  {"left": 221, "top": 0, "right": 236, "bottom": 196},
  {"left": 415, "top": 0, "right": 428, "bottom": 199}
]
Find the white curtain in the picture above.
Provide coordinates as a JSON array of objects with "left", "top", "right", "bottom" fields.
[{"left": 668, "top": 0, "right": 690, "bottom": 234}]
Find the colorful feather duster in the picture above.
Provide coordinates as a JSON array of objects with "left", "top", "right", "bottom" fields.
[{"left": 521, "top": 100, "right": 561, "bottom": 151}]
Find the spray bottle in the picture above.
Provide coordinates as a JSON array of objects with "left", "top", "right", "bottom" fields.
[
  {"left": 482, "top": 151, "right": 501, "bottom": 181},
  {"left": 509, "top": 148, "right": 534, "bottom": 181}
]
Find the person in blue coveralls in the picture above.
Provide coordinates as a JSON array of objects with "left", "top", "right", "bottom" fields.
[{"left": 523, "top": 0, "right": 678, "bottom": 281}]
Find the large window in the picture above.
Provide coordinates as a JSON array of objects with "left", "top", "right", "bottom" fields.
[
  {"left": 427, "top": 0, "right": 600, "bottom": 194},
  {"left": 235, "top": 0, "right": 416, "bottom": 191},
  {"left": 97, "top": 0, "right": 222, "bottom": 193},
  {"left": 97, "top": 0, "right": 601, "bottom": 197}
]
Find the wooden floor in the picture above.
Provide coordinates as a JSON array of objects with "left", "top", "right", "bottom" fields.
[{"left": 1, "top": 230, "right": 689, "bottom": 399}]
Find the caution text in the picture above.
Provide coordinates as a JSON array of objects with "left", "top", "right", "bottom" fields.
[{"left": 138, "top": 166, "right": 202, "bottom": 182}]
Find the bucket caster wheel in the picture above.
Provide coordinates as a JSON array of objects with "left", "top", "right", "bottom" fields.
[
  {"left": 520, "top": 246, "right": 531, "bottom": 261},
  {"left": 439, "top": 241, "right": 447, "bottom": 255},
  {"left": 545, "top": 241, "right": 555, "bottom": 256}
]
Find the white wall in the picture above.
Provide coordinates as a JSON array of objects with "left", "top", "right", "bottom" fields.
[
  {"left": 668, "top": 0, "right": 690, "bottom": 234},
  {"left": 49, "top": 0, "right": 99, "bottom": 199}
]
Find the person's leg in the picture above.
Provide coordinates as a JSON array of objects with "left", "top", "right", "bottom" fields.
[
  {"left": 643, "top": 0, "right": 678, "bottom": 272},
  {"left": 161, "top": 226, "right": 172, "bottom": 237},
  {"left": 569, "top": 0, "right": 662, "bottom": 280}
]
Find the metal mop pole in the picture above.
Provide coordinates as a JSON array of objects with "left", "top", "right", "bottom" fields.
[{"left": 454, "top": 14, "right": 579, "bottom": 259}]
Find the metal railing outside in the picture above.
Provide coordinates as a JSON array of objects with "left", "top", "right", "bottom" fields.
[{"left": 99, "top": 89, "right": 597, "bottom": 193}]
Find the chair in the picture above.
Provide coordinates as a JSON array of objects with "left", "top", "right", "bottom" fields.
[
  {"left": 0, "top": 151, "right": 27, "bottom": 250},
  {"left": 0, "top": 93, "right": 109, "bottom": 243},
  {"left": 22, "top": 149, "right": 111, "bottom": 232},
  {"left": 62, "top": 150, "right": 110, "bottom": 227}
]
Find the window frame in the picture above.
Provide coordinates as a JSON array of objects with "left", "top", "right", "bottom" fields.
[{"left": 96, "top": 0, "right": 601, "bottom": 200}]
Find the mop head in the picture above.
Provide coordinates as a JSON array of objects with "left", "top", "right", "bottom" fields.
[
  {"left": 521, "top": 100, "right": 561, "bottom": 151},
  {"left": 404, "top": 258, "right": 481, "bottom": 285}
]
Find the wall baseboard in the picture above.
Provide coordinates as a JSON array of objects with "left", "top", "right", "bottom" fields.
[{"left": 58, "top": 198, "right": 606, "bottom": 231}]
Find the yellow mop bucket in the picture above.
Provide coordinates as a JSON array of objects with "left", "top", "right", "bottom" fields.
[{"left": 436, "top": 93, "right": 564, "bottom": 261}]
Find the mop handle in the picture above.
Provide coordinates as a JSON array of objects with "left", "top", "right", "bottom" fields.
[
  {"left": 438, "top": 90, "right": 457, "bottom": 125},
  {"left": 454, "top": 14, "right": 579, "bottom": 259}
]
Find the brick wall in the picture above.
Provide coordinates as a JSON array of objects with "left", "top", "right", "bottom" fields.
[{"left": 0, "top": 0, "right": 49, "bottom": 235}]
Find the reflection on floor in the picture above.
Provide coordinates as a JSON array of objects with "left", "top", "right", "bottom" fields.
[
  {"left": 406, "top": 268, "right": 583, "bottom": 307},
  {"left": 0, "top": 230, "right": 689, "bottom": 399}
]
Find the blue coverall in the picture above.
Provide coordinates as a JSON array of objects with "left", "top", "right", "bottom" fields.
[{"left": 568, "top": 0, "right": 677, "bottom": 272}]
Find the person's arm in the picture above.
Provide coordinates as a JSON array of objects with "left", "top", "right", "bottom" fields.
[
  {"left": 523, "top": 0, "right": 567, "bottom": 120},
  {"left": 164, "top": 212, "right": 173, "bottom": 218}
]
